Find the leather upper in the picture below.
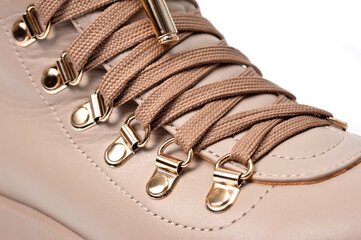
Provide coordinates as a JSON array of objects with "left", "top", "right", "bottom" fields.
[{"left": 1, "top": 1, "right": 361, "bottom": 239}]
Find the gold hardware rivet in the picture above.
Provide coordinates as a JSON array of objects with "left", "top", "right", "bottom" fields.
[
  {"left": 12, "top": 19, "right": 29, "bottom": 43},
  {"left": 158, "top": 33, "right": 179, "bottom": 45},
  {"left": 207, "top": 188, "right": 230, "bottom": 207},
  {"left": 106, "top": 143, "right": 128, "bottom": 163},
  {"left": 71, "top": 107, "right": 90, "bottom": 126},
  {"left": 146, "top": 138, "right": 194, "bottom": 199},
  {"left": 147, "top": 175, "right": 169, "bottom": 196},
  {"left": 41, "top": 66, "right": 61, "bottom": 90},
  {"left": 12, "top": 5, "right": 52, "bottom": 47},
  {"left": 205, "top": 154, "right": 253, "bottom": 213}
]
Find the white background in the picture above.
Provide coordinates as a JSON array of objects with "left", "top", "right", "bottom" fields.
[{"left": 197, "top": 0, "right": 361, "bottom": 135}]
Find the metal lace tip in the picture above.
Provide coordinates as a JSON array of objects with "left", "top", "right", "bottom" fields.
[
  {"left": 141, "top": 0, "right": 179, "bottom": 45},
  {"left": 328, "top": 117, "right": 348, "bottom": 131}
]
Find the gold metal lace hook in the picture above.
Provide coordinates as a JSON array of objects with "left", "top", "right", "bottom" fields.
[
  {"left": 146, "top": 138, "right": 194, "bottom": 199},
  {"left": 71, "top": 89, "right": 114, "bottom": 131},
  {"left": 12, "top": 4, "right": 52, "bottom": 47},
  {"left": 104, "top": 114, "right": 151, "bottom": 167},
  {"left": 41, "top": 52, "right": 84, "bottom": 94},
  {"left": 206, "top": 154, "right": 254, "bottom": 213}
]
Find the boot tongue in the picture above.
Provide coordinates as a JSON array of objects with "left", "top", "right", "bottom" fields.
[{"left": 70, "top": 1, "right": 356, "bottom": 184}]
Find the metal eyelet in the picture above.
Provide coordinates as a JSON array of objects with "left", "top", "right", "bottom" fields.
[
  {"left": 41, "top": 52, "right": 84, "bottom": 94},
  {"left": 146, "top": 138, "right": 194, "bottom": 199},
  {"left": 206, "top": 154, "right": 254, "bottom": 213},
  {"left": 71, "top": 89, "right": 114, "bottom": 131},
  {"left": 104, "top": 114, "right": 152, "bottom": 167},
  {"left": 12, "top": 4, "right": 52, "bottom": 47}
]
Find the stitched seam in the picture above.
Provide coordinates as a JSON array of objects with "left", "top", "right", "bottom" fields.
[
  {"left": 268, "top": 126, "right": 344, "bottom": 160},
  {"left": 229, "top": 149, "right": 361, "bottom": 178},
  {"left": 225, "top": 126, "right": 349, "bottom": 177},
  {"left": 231, "top": 126, "right": 344, "bottom": 160},
  {"left": 1, "top": 17, "right": 271, "bottom": 232},
  {"left": 73, "top": 19, "right": 85, "bottom": 31},
  {"left": 255, "top": 150, "right": 361, "bottom": 178}
]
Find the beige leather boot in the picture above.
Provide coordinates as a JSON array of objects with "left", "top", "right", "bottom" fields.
[{"left": 1, "top": 0, "right": 360, "bottom": 239}]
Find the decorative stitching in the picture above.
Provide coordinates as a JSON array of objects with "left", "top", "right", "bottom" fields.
[
  {"left": 229, "top": 149, "right": 361, "bottom": 178},
  {"left": 230, "top": 126, "right": 344, "bottom": 160},
  {"left": 268, "top": 126, "right": 344, "bottom": 160},
  {"left": 1, "top": 17, "right": 273, "bottom": 232},
  {"left": 73, "top": 19, "right": 85, "bottom": 31}
]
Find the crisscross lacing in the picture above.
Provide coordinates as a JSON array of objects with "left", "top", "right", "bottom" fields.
[{"left": 34, "top": 0, "right": 333, "bottom": 167}]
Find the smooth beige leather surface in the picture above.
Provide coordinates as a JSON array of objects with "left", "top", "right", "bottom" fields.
[{"left": 1, "top": 0, "right": 361, "bottom": 239}]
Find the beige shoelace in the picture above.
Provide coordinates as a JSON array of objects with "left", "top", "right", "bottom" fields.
[{"left": 34, "top": 0, "right": 333, "bottom": 167}]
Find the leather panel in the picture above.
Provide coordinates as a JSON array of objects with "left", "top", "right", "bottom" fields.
[{"left": 1, "top": 1, "right": 361, "bottom": 239}]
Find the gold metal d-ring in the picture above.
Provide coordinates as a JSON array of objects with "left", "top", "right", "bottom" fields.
[
  {"left": 215, "top": 154, "right": 254, "bottom": 181},
  {"left": 157, "top": 138, "right": 194, "bottom": 168},
  {"left": 124, "top": 114, "right": 151, "bottom": 148},
  {"left": 59, "top": 51, "right": 83, "bottom": 87},
  {"left": 96, "top": 89, "right": 114, "bottom": 123},
  {"left": 27, "top": 5, "right": 52, "bottom": 40}
]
